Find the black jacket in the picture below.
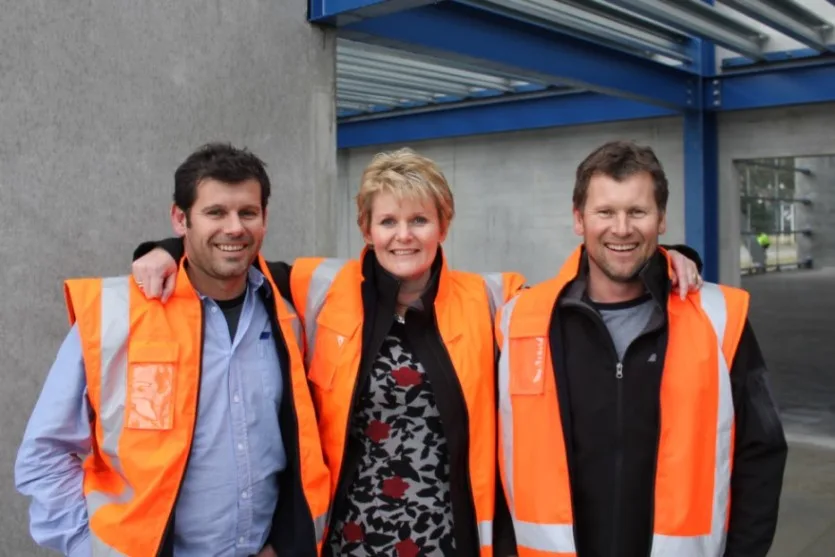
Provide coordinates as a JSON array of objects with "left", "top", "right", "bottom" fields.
[
  {"left": 134, "top": 240, "right": 316, "bottom": 556},
  {"left": 135, "top": 240, "right": 486, "bottom": 556},
  {"left": 496, "top": 249, "right": 787, "bottom": 557},
  {"left": 324, "top": 248, "right": 483, "bottom": 556}
]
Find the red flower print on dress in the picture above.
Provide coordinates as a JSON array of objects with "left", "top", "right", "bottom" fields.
[
  {"left": 395, "top": 538, "right": 419, "bottom": 557},
  {"left": 382, "top": 476, "right": 409, "bottom": 499},
  {"left": 342, "top": 521, "right": 364, "bottom": 543},
  {"left": 391, "top": 366, "right": 422, "bottom": 387},
  {"left": 366, "top": 419, "right": 391, "bottom": 443}
]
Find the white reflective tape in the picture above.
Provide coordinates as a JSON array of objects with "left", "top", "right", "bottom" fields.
[
  {"left": 89, "top": 276, "right": 135, "bottom": 556},
  {"left": 314, "top": 512, "right": 328, "bottom": 544},
  {"left": 480, "top": 272, "right": 506, "bottom": 321},
  {"left": 514, "top": 520, "right": 576, "bottom": 553},
  {"left": 478, "top": 520, "right": 493, "bottom": 547},
  {"left": 99, "top": 277, "right": 130, "bottom": 461},
  {"left": 277, "top": 296, "right": 303, "bottom": 350},
  {"left": 497, "top": 296, "right": 519, "bottom": 513},
  {"left": 304, "top": 259, "right": 347, "bottom": 367},
  {"left": 651, "top": 283, "right": 732, "bottom": 557}
]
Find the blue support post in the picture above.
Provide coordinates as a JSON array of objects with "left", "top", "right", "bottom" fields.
[
  {"left": 684, "top": 109, "right": 719, "bottom": 282},
  {"left": 684, "top": 26, "right": 720, "bottom": 282}
]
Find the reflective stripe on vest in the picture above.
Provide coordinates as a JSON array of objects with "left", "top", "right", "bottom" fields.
[
  {"left": 302, "top": 258, "right": 348, "bottom": 367},
  {"left": 70, "top": 272, "right": 325, "bottom": 555},
  {"left": 90, "top": 276, "right": 133, "bottom": 556},
  {"left": 652, "top": 283, "right": 734, "bottom": 557},
  {"left": 498, "top": 282, "right": 737, "bottom": 557},
  {"left": 300, "top": 259, "right": 506, "bottom": 551}
]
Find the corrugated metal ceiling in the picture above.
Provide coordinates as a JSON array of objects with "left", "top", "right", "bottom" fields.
[{"left": 337, "top": 0, "right": 835, "bottom": 117}]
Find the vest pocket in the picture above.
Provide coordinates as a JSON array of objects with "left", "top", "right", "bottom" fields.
[
  {"left": 125, "top": 342, "right": 179, "bottom": 430},
  {"left": 307, "top": 326, "right": 343, "bottom": 391},
  {"left": 307, "top": 313, "right": 358, "bottom": 391},
  {"left": 508, "top": 335, "right": 548, "bottom": 396}
]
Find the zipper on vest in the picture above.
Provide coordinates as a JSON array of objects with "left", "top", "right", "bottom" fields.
[
  {"left": 612, "top": 359, "right": 624, "bottom": 557},
  {"left": 156, "top": 306, "right": 206, "bottom": 557}
]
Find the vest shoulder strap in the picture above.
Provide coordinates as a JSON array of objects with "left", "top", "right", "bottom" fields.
[
  {"left": 291, "top": 257, "right": 353, "bottom": 366},
  {"left": 478, "top": 272, "right": 527, "bottom": 322}
]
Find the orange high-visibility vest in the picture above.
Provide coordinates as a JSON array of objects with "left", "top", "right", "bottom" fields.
[
  {"left": 63, "top": 256, "right": 330, "bottom": 557},
  {"left": 495, "top": 246, "right": 749, "bottom": 557},
  {"left": 290, "top": 252, "right": 526, "bottom": 556}
]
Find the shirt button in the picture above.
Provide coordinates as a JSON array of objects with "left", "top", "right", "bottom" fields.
[
  {"left": 233, "top": 394, "right": 240, "bottom": 403},
  {"left": 241, "top": 491, "right": 249, "bottom": 499},
  {"left": 237, "top": 443, "right": 244, "bottom": 451},
  {"left": 238, "top": 536, "right": 245, "bottom": 545},
  {"left": 211, "top": 306, "right": 218, "bottom": 313}
]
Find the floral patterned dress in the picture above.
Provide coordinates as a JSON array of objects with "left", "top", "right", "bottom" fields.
[{"left": 329, "top": 320, "right": 455, "bottom": 556}]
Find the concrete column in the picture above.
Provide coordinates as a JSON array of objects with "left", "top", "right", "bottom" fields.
[
  {"left": 796, "top": 157, "right": 835, "bottom": 268},
  {"left": 0, "top": 3, "right": 335, "bottom": 553}
]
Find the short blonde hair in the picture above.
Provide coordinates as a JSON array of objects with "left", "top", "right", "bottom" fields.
[{"left": 356, "top": 147, "right": 455, "bottom": 235}]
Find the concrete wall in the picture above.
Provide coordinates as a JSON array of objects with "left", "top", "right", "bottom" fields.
[
  {"left": 1, "top": 2, "right": 335, "bottom": 554},
  {"left": 338, "top": 117, "right": 686, "bottom": 284},
  {"left": 796, "top": 157, "right": 835, "bottom": 268},
  {"left": 338, "top": 102, "right": 835, "bottom": 286}
]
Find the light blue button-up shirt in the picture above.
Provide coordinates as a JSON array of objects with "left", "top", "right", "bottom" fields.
[{"left": 15, "top": 267, "right": 287, "bottom": 557}]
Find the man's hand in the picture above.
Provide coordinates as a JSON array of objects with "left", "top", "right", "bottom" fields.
[
  {"left": 256, "top": 544, "right": 278, "bottom": 557},
  {"left": 668, "top": 249, "right": 703, "bottom": 300},
  {"left": 132, "top": 248, "right": 178, "bottom": 302}
]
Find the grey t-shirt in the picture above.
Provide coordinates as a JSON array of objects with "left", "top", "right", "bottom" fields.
[{"left": 589, "top": 293, "right": 656, "bottom": 361}]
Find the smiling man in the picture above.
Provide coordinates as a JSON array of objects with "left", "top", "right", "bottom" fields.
[
  {"left": 495, "top": 140, "right": 788, "bottom": 557},
  {"left": 15, "top": 143, "right": 330, "bottom": 557}
]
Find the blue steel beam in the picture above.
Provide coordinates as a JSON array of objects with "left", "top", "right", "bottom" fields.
[
  {"left": 339, "top": 1, "right": 697, "bottom": 109},
  {"left": 309, "top": 0, "right": 434, "bottom": 25},
  {"left": 337, "top": 91, "right": 675, "bottom": 149},
  {"left": 684, "top": 27, "right": 719, "bottom": 283},
  {"left": 710, "top": 62, "right": 835, "bottom": 111},
  {"left": 684, "top": 109, "right": 719, "bottom": 282}
]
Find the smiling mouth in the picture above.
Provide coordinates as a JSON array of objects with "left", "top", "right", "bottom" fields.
[
  {"left": 391, "top": 249, "right": 419, "bottom": 256},
  {"left": 215, "top": 244, "right": 247, "bottom": 253},
  {"left": 605, "top": 243, "right": 638, "bottom": 253}
]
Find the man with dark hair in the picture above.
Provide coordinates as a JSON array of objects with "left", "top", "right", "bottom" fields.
[
  {"left": 495, "top": 140, "right": 787, "bottom": 557},
  {"left": 15, "top": 143, "right": 330, "bottom": 557}
]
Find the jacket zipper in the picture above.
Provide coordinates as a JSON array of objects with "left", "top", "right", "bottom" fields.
[
  {"left": 156, "top": 305, "right": 205, "bottom": 557},
  {"left": 612, "top": 360, "right": 624, "bottom": 557}
]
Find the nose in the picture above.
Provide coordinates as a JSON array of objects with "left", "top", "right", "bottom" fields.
[
  {"left": 394, "top": 221, "right": 412, "bottom": 242},
  {"left": 612, "top": 213, "right": 630, "bottom": 237},
  {"left": 224, "top": 214, "right": 245, "bottom": 236}
]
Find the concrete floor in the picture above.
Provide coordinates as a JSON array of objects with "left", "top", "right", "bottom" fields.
[{"left": 741, "top": 267, "right": 835, "bottom": 556}]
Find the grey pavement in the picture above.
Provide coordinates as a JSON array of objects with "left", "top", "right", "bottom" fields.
[{"left": 742, "top": 267, "right": 835, "bottom": 556}]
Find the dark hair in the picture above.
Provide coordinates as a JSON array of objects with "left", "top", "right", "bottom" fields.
[
  {"left": 174, "top": 142, "right": 271, "bottom": 213},
  {"left": 573, "top": 140, "right": 669, "bottom": 212}
]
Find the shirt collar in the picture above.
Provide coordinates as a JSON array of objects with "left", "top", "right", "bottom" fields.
[{"left": 194, "top": 265, "right": 266, "bottom": 301}]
